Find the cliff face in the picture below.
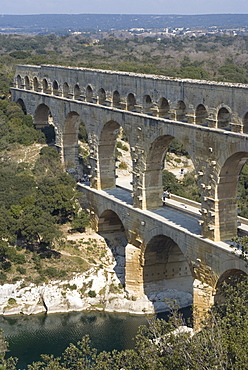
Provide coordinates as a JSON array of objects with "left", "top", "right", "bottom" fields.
[{"left": 0, "top": 267, "right": 192, "bottom": 316}]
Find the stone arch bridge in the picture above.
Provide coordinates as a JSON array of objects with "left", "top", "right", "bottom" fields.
[{"left": 11, "top": 65, "right": 248, "bottom": 320}]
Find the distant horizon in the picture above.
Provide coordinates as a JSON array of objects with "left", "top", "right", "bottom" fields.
[
  {"left": 1, "top": 13, "right": 248, "bottom": 16},
  {"left": 2, "top": 0, "right": 248, "bottom": 16}
]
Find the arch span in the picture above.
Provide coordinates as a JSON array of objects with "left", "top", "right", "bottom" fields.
[
  {"left": 195, "top": 104, "right": 208, "bottom": 125},
  {"left": 217, "top": 106, "right": 231, "bottom": 129},
  {"left": 214, "top": 268, "right": 247, "bottom": 304},
  {"left": 34, "top": 103, "right": 55, "bottom": 143},
  {"left": 63, "top": 111, "right": 82, "bottom": 171},
  {"left": 98, "top": 209, "right": 127, "bottom": 285},
  {"left": 217, "top": 151, "right": 248, "bottom": 240},
  {"left": 143, "top": 234, "right": 193, "bottom": 311},
  {"left": 16, "top": 98, "right": 27, "bottom": 115},
  {"left": 98, "top": 120, "right": 121, "bottom": 190}
]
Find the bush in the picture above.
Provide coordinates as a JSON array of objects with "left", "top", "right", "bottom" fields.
[{"left": 88, "top": 290, "right": 96, "bottom": 298}]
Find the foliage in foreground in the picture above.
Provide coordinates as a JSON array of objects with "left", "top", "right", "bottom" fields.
[{"left": 1, "top": 277, "right": 247, "bottom": 370}]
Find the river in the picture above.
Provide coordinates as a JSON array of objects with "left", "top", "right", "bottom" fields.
[{"left": 1, "top": 307, "right": 191, "bottom": 369}]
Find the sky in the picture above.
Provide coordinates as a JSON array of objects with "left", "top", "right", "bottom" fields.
[{"left": 1, "top": 0, "right": 248, "bottom": 16}]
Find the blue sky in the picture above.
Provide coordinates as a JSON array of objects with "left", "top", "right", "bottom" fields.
[{"left": 1, "top": 0, "right": 248, "bottom": 15}]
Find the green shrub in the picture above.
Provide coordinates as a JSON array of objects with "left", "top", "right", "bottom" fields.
[{"left": 88, "top": 290, "right": 96, "bottom": 298}]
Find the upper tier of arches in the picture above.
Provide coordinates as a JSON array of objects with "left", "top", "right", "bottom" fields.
[{"left": 14, "top": 69, "right": 248, "bottom": 134}]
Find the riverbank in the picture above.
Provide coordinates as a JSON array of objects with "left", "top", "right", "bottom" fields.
[{"left": 0, "top": 229, "right": 192, "bottom": 316}]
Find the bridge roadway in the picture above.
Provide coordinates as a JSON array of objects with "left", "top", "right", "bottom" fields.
[
  {"left": 78, "top": 179, "right": 248, "bottom": 321},
  {"left": 78, "top": 179, "right": 247, "bottom": 250}
]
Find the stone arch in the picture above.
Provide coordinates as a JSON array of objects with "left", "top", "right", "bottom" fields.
[
  {"left": 42, "top": 78, "right": 49, "bottom": 94},
  {"left": 143, "top": 234, "right": 193, "bottom": 312},
  {"left": 24, "top": 76, "right": 30, "bottom": 90},
  {"left": 52, "top": 80, "right": 59, "bottom": 96},
  {"left": 195, "top": 104, "right": 208, "bottom": 125},
  {"left": 97, "top": 209, "right": 128, "bottom": 285},
  {"left": 16, "top": 75, "right": 22, "bottom": 88},
  {"left": 158, "top": 97, "right": 170, "bottom": 118},
  {"left": 63, "top": 82, "right": 70, "bottom": 98},
  {"left": 217, "top": 151, "right": 248, "bottom": 240},
  {"left": 113, "top": 90, "right": 121, "bottom": 108},
  {"left": 98, "top": 120, "right": 121, "bottom": 190},
  {"left": 143, "top": 94, "right": 153, "bottom": 114},
  {"left": 33, "top": 77, "right": 39, "bottom": 92},
  {"left": 98, "top": 88, "right": 106, "bottom": 105},
  {"left": 176, "top": 100, "right": 187, "bottom": 122},
  {"left": 214, "top": 269, "right": 247, "bottom": 304},
  {"left": 63, "top": 111, "right": 82, "bottom": 171},
  {"left": 143, "top": 135, "right": 174, "bottom": 209},
  {"left": 86, "top": 85, "right": 93, "bottom": 102},
  {"left": 217, "top": 106, "right": 231, "bottom": 130},
  {"left": 34, "top": 103, "right": 55, "bottom": 143},
  {"left": 74, "top": 84, "right": 81, "bottom": 100},
  {"left": 243, "top": 112, "right": 248, "bottom": 134},
  {"left": 127, "top": 93, "right": 136, "bottom": 111},
  {"left": 16, "top": 98, "right": 27, "bottom": 115}
]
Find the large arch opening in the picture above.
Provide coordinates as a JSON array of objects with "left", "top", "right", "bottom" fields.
[
  {"left": 217, "top": 152, "right": 248, "bottom": 240},
  {"left": 158, "top": 97, "right": 170, "bottom": 118},
  {"left": 98, "top": 120, "right": 121, "bottom": 190},
  {"left": 127, "top": 93, "right": 136, "bottom": 111},
  {"left": 195, "top": 104, "right": 208, "bottom": 125},
  {"left": 214, "top": 269, "right": 247, "bottom": 305},
  {"left": 143, "top": 234, "right": 193, "bottom": 312},
  {"left": 16, "top": 98, "right": 27, "bottom": 115},
  {"left": 34, "top": 103, "right": 55, "bottom": 144},
  {"left": 217, "top": 107, "right": 231, "bottom": 130},
  {"left": 243, "top": 112, "right": 248, "bottom": 134},
  {"left": 144, "top": 135, "right": 198, "bottom": 209},
  {"left": 176, "top": 100, "right": 187, "bottom": 122},
  {"left": 63, "top": 111, "right": 82, "bottom": 172},
  {"left": 98, "top": 209, "right": 127, "bottom": 286}
]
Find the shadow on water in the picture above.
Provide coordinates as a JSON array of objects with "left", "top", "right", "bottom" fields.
[{"left": 2, "top": 307, "right": 192, "bottom": 369}]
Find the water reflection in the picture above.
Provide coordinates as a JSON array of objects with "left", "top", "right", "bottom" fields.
[{"left": 1, "top": 307, "right": 191, "bottom": 369}]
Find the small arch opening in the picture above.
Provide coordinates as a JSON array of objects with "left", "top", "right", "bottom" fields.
[
  {"left": 113, "top": 90, "right": 121, "bottom": 108},
  {"left": 63, "top": 82, "right": 70, "bottom": 98},
  {"left": 243, "top": 112, "right": 248, "bottom": 134},
  {"left": 127, "top": 93, "right": 136, "bottom": 111},
  {"left": 74, "top": 84, "right": 81, "bottom": 100},
  {"left": 33, "top": 77, "right": 39, "bottom": 92},
  {"left": 52, "top": 80, "right": 59, "bottom": 96},
  {"left": 42, "top": 79, "right": 49, "bottom": 94},
  {"left": 24, "top": 76, "right": 30, "bottom": 90},
  {"left": 176, "top": 100, "right": 187, "bottom": 122},
  {"left": 217, "top": 107, "right": 231, "bottom": 130},
  {"left": 158, "top": 97, "right": 170, "bottom": 118},
  {"left": 195, "top": 104, "right": 208, "bottom": 125},
  {"left": 143, "top": 94, "right": 153, "bottom": 114},
  {"left": 34, "top": 103, "right": 55, "bottom": 144},
  {"left": 86, "top": 85, "right": 93, "bottom": 102},
  {"left": 16, "top": 75, "right": 22, "bottom": 88},
  {"left": 98, "top": 88, "right": 106, "bottom": 105}
]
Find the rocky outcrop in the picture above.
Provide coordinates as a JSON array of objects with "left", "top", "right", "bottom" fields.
[{"left": 0, "top": 264, "right": 192, "bottom": 316}]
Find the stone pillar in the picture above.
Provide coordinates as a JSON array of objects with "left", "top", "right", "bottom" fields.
[
  {"left": 125, "top": 244, "right": 144, "bottom": 298},
  {"left": 193, "top": 279, "right": 215, "bottom": 329}
]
